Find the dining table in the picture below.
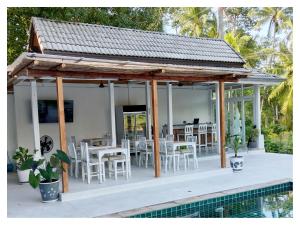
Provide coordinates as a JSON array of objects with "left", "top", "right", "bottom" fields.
[
  {"left": 88, "top": 146, "right": 130, "bottom": 181},
  {"left": 171, "top": 141, "right": 198, "bottom": 172}
]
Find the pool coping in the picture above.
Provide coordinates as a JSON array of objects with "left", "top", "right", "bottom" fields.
[{"left": 100, "top": 178, "right": 292, "bottom": 218}]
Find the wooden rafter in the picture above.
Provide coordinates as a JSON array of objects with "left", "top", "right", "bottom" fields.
[{"left": 27, "top": 69, "right": 241, "bottom": 83}]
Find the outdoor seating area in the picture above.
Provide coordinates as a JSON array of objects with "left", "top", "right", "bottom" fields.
[{"left": 66, "top": 132, "right": 222, "bottom": 185}]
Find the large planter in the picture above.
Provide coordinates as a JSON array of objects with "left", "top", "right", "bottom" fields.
[
  {"left": 230, "top": 156, "right": 244, "bottom": 172},
  {"left": 39, "top": 179, "right": 60, "bottom": 202},
  {"left": 248, "top": 141, "right": 257, "bottom": 149},
  {"left": 17, "top": 169, "right": 30, "bottom": 183}
]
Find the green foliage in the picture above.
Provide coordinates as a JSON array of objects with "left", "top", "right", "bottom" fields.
[
  {"left": 249, "top": 127, "right": 259, "bottom": 142},
  {"left": 224, "top": 31, "right": 261, "bottom": 68},
  {"left": 22, "top": 150, "right": 70, "bottom": 189},
  {"left": 264, "top": 125, "right": 293, "bottom": 154},
  {"left": 169, "top": 7, "right": 217, "bottom": 38},
  {"left": 12, "top": 147, "right": 33, "bottom": 169},
  {"left": 231, "top": 135, "right": 241, "bottom": 157},
  {"left": 7, "top": 7, "right": 166, "bottom": 64}
]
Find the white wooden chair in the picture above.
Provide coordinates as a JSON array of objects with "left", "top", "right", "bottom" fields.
[
  {"left": 166, "top": 134, "right": 174, "bottom": 141},
  {"left": 197, "top": 124, "right": 208, "bottom": 151},
  {"left": 160, "top": 139, "right": 180, "bottom": 173},
  {"left": 108, "top": 139, "right": 130, "bottom": 180},
  {"left": 184, "top": 135, "right": 197, "bottom": 169},
  {"left": 177, "top": 125, "right": 194, "bottom": 141},
  {"left": 208, "top": 124, "right": 217, "bottom": 149},
  {"left": 138, "top": 139, "right": 153, "bottom": 168},
  {"left": 68, "top": 143, "right": 81, "bottom": 178},
  {"left": 80, "top": 142, "right": 105, "bottom": 184}
]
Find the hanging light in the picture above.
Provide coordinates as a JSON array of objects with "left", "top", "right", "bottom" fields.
[{"left": 99, "top": 82, "right": 105, "bottom": 88}]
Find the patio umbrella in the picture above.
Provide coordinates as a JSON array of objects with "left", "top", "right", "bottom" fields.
[{"left": 233, "top": 105, "right": 242, "bottom": 136}]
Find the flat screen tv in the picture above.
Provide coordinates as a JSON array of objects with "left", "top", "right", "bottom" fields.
[{"left": 38, "top": 100, "right": 74, "bottom": 123}]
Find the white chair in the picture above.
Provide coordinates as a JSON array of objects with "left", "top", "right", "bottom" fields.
[
  {"left": 208, "top": 124, "right": 217, "bottom": 149},
  {"left": 138, "top": 139, "right": 153, "bottom": 168},
  {"left": 166, "top": 134, "right": 174, "bottom": 141},
  {"left": 184, "top": 135, "right": 197, "bottom": 169},
  {"left": 108, "top": 139, "right": 130, "bottom": 180},
  {"left": 68, "top": 143, "right": 81, "bottom": 178},
  {"left": 197, "top": 124, "right": 208, "bottom": 151},
  {"left": 70, "top": 136, "right": 76, "bottom": 145},
  {"left": 160, "top": 139, "right": 180, "bottom": 173},
  {"left": 80, "top": 142, "right": 105, "bottom": 184},
  {"left": 177, "top": 125, "right": 194, "bottom": 141}
]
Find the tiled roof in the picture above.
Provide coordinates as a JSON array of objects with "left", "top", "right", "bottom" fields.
[{"left": 31, "top": 17, "right": 245, "bottom": 65}]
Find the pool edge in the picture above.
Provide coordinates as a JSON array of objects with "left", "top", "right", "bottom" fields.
[{"left": 99, "top": 178, "right": 292, "bottom": 218}]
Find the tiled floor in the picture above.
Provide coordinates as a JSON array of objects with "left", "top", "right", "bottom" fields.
[{"left": 7, "top": 151, "right": 292, "bottom": 218}]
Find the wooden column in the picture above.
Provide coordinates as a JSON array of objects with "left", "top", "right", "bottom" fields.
[
  {"left": 219, "top": 81, "right": 226, "bottom": 168},
  {"left": 56, "top": 77, "right": 69, "bottom": 192},
  {"left": 151, "top": 80, "right": 161, "bottom": 177}
]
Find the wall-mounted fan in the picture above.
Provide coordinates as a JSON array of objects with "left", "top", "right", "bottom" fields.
[{"left": 40, "top": 135, "right": 54, "bottom": 155}]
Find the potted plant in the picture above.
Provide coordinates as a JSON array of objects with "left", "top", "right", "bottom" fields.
[
  {"left": 248, "top": 126, "right": 259, "bottom": 149},
  {"left": 22, "top": 150, "right": 70, "bottom": 202},
  {"left": 230, "top": 135, "right": 244, "bottom": 172},
  {"left": 12, "top": 147, "right": 34, "bottom": 183}
]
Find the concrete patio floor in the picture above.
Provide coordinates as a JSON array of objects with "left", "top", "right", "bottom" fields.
[{"left": 7, "top": 151, "right": 292, "bottom": 218}]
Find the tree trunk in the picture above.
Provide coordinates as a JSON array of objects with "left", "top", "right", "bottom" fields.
[{"left": 217, "top": 7, "right": 225, "bottom": 39}]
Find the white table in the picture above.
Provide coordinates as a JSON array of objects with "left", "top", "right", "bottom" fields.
[
  {"left": 89, "top": 146, "right": 130, "bottom": 182},
  {"left": 172, "top": 141, "right": 198, "bottom": 171}
]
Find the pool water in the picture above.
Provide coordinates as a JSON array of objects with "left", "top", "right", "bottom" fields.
[{"left": 130, "top": 182, "right": 293, "bottom": 218}]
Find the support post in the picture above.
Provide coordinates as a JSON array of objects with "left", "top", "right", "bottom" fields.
[
  {"left": 145, "top": 81, "right": 152, "bottom": 140},
  {"left": 254, "top": 85, "right": 263, "bottom": 148},
  {"left": 151, "top": 80, "right": 161, "bottom": 177},
  {"left": 30, "top": 80, "right": 41, "bottom": 159},
  {"left": 215, "top": 83, "right": 221, "bottom": 154},
  {"left": 167, "top": 82, "right": 173, "bottom": 135},
  {"left": 219, "top": 81, "right": 226, "bottom": 168},
  {"left": 241, "top": 84, "right": 246, "bottom": 145},
  {"left": 109, "top": 81, "right": 116, "bottom": 147},
  {"left": 56, "top": 77, "right": 68, "bottom": 193}
]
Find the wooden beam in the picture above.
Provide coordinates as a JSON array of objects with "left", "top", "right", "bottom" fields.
[
  {"left": 151, "top": 80, "right": 161, "bottom": 177},
  {"left": 56, "top": 77, "right": 69, "bottom": 192},
  {"left": 27, "top": 69, "right": 241, "bottom": 83},
  {"left": 219, "top": 81, "right": 226, "bottom": 168}
]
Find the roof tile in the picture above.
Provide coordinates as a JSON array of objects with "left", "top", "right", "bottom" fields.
[{"left": 31, "top": 17, "right": 245, "bottom": 64}]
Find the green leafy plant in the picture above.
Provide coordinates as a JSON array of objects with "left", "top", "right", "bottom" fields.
[
  {"left": 249, "top": 127, "right": 259, "bottom": 142},
  {"left": 231, "top": 135, "right": 241, "bottom": 157},
  {"left": 12, "top": 147, "right": 34, "bottom": 169},
  {"left": 22, "top": 150, "right": 70, "bottom": 189}
]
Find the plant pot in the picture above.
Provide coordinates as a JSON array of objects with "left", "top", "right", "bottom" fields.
[
  {"left": 17, "top": 169, "right": 30, "bottom": 183},
  {"left": 248, "top": 141, "right": 257, "bottom": 149},
  {"left": 39, "top": 179, "right": 60, "bottom": 202},
  {"left": 230, "top": 156, "right": 244, "bottom": 172}
]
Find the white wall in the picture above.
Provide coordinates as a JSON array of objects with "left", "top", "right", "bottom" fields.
[
  {"left": 7, "top": 94, "right": 17, "bottom": 159},
  {"left": 8, "top": 83, "right": 211, "bottom": 157}
]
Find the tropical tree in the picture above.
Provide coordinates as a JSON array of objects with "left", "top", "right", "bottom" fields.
[
  {"left": 169, "top": 7, "right": 217, "bottom": 38},
  {"left": 267, "top": 43, "right": 293, "bottom": 129},
  {"left": 224, "top": 31, "right": 261, "bottom": 68}
]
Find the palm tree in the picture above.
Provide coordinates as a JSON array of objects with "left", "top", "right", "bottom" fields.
[
  {"left": 249, "top": 7, "right": 292, "bottom": 65},
  {"left": 249, "top": 7, "right": 292, "bottom": 42},
  {"left": 170, "top": 7, "right": 217, "bottom": 38},
  {"left": 268, "top": 43, "right": 293, "bottom": 129}
]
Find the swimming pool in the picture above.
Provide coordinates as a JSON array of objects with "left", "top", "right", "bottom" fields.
[{"left": 130, "top": 182, "right": 293, "bottom": 218}]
